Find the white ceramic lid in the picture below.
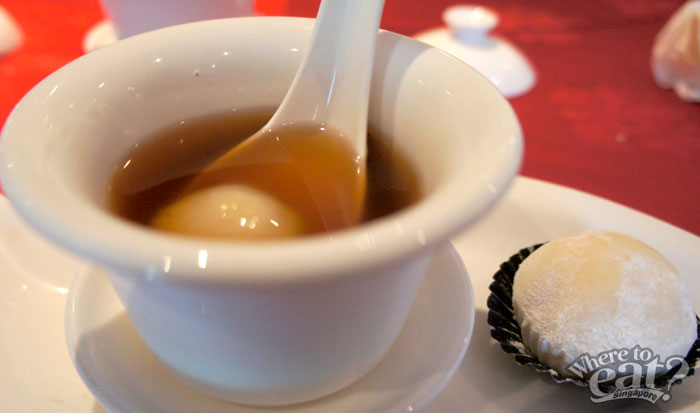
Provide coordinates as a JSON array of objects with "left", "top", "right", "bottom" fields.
[{"left": 415, "top": 5, "right": 536, "bottom": 98}]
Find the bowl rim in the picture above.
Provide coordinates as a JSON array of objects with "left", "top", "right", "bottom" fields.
[{"left": 0, "top": 16, "right": 522, "bottom": 285}]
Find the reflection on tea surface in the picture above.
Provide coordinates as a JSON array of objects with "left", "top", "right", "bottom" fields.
[{"left": 107, "top": 108, "right": 421, "bottom": 240}]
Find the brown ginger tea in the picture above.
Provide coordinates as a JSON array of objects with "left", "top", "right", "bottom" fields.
[{"left": 107, "top": 108, "right": 421, "bottom": 240}]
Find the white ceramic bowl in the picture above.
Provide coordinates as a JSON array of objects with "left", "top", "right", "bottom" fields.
[{"left": 0, "top": 17, "right": 522, "bottom": 406}]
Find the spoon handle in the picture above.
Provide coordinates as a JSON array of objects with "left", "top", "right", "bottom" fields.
[{"left": 269, "top": 0, "right": 386, "bottom": 158}]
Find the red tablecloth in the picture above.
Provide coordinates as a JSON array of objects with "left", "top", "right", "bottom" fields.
[{"left": 1, "top": 0, "right": 699, "bottom": 234}]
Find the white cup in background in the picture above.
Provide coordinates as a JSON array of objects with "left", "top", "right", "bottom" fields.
[{"left": 99, "top": 0, "right": 255, "bottom": 38}]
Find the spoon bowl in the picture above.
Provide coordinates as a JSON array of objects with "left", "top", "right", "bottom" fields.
[{"left": 154, "top": 0, "right": 386, "bottom": 239}]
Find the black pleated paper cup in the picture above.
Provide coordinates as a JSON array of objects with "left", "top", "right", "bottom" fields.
[{"left": 486, "top": 243, "right": 700, "bottom": 391}]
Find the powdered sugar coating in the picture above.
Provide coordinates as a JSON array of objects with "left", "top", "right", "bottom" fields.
[{"left": 513, "top": 230, "right": 697, "bottom": 378}]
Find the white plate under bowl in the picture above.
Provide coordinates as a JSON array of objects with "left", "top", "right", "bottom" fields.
[
  {"left": 2, "top": 176, "right": 699, "bottom": 412},
  {"left": 64, "top": 243, "right": 475, "bottom": 413}
]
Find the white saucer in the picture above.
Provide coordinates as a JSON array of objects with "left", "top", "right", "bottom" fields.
[
  {"left": 64, "top": 243, "right": 475, "bottom": 412},
  {"left": 4, "top": 177, "right": 700, "bottom": 412}
]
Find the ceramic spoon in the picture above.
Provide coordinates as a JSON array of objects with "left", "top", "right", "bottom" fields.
[{"left": 151, "top": 0, "right": 386, "bottom": 239}]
